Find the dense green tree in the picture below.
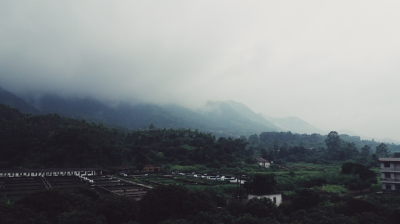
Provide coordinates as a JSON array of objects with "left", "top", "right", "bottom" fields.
[
  {"left": 360, "top": 145, "right": 371, "bottom": 157},
  {"left": 15, "top": 189, "right": 90, "bottom": 223},
  {"left": 58, "top": 210, "right": 106, "bottom": 224},
  {"left": 279, "top": 143, "right": 289, "bottom": 157},
  {"left": 95, "top": 194, "right": 139, "bottom": 224},
  {"left": 139, "top": 185, "right": 217, "bottom": 224},
  {"left": 325, "top": 131, "right": 342, "bottom": 154},
  {"left": 135, "top": 152, "right": 148, "bottom": 172},
  {"left": 345, "top": 198, "right": 378, "bottom": 216},
  {"left": 244, "top": 198, "right": 282, "bottom": 220},
  {"left": 376, "top": 143, "right": 389, "bottom": 157},
  {"left": 341, "top": 162, "right": 377, "bottom": 190},
  {"left": 248, "top": 134, "right": 260, "bottom": 145},
  {"left": 291, "top": 188, "right": 320, "bottom": 210},
  {"left": 260, "top": 148, "right": 269, "bottom": 159},
  {"left": 244, "top": 173, "right": 276, "bottom": 195}
]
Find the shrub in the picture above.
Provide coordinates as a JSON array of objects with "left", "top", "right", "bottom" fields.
[{"left": 321, "top": 185, "right": 347, "bottom": 194}]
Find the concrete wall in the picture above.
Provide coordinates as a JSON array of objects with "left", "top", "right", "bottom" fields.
[
  {"left": 382, "top": 183, "right": 395, "bottom": 190},
  {"left": 381, "top": 162, "right": 396, "bottom": 169},
  {"left": 0, "top": 170, "right": 99, "bottom": 177},
  {"left": 258, "top": 162, "right": 271, "bottom": 168}
]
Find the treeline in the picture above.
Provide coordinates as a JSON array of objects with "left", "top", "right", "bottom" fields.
[
  {"left": 248, "top": 131, "right": 396, "bottom": 166},
  {"left": 0, "top": 104, "right": 252, "bottom": 169},
  {"left": 256, "top": 131, "right": 400, "bottom": 152}
]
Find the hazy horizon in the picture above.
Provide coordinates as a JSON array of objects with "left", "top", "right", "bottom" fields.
[{"left": 1, "top": 1, "right": 400, "bottom": 141}]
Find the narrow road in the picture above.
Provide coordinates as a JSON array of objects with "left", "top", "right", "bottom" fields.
[{"left": 111, "top": 176, "right": 153, "bottom": 189}]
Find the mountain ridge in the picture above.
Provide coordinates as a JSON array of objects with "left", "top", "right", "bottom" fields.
[
  {"left": 263, "top": 115, "right": 324, "bottom": 135},
  {"left": 0, "top": 87, "right": 325, "bottom": 137}
]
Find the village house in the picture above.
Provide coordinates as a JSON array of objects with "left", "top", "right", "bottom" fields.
[
  {"left": 255, "top": 157, "right": 272, "bottom": 168},
  {"left": 142, "top": 164, "right": 162, "bottom": 172}
]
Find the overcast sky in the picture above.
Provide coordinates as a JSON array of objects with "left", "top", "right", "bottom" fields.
[{"left": 1, "top": 1, "right": 400, "bottom": 141}]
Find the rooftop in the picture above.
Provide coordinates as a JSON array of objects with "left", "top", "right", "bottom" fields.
[
  {"left": 0, "top": 167, "right": 102, "bottom": 173},
  {"left": 378, "top": 158, "right": 400, "bottom": 162},
  {"left": 255, "top": 157, "right": 269, "bottom": 163}
]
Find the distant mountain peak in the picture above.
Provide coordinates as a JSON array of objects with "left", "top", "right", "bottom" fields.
[
  {"left": 0, "top": 87, "right": 41, "bottom": 114},
  {"left": 262, "top": 115, "right": 323, "bottom": 134}
]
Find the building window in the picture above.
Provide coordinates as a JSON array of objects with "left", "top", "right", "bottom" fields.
[
  {"left": 386, "top": 185, "right": 392, "bottom": 190},
  {"left": 385, "top": 173, "right": 391, "bottom": 178},
  {"left": 273, "top": 197, "right": 276, "bottom": 203},
  {"left": 385, "top": 162, "right": 390, "bottom": 167}
]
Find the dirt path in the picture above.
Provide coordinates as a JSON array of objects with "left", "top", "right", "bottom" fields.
[{"left": 111, "top": 176, "right": 153, "bottom": 189}]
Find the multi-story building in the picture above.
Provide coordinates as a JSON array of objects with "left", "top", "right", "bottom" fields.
[{"left": 379, "top": 157, "right": 400, "bottom": 192}]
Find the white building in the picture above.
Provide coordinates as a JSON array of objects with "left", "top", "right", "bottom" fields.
[{"left": 379, "top": 157, "right": 400, "bottom": 192}]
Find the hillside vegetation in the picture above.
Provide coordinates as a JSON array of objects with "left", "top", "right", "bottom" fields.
[
  {"left": 1, "top": 103, "right": 398, "bottom": 171},
  {"left": 0, "top": 104, "right": 251, "bottom": 169}
]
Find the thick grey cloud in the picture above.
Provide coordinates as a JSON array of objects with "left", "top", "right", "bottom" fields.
[{"left": 1, "top": 0, "right": 400, "bottom": 141}]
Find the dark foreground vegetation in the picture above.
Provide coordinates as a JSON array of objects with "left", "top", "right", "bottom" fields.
[{"left": 2, "top": 185, "right": 400, "bottom": 224}]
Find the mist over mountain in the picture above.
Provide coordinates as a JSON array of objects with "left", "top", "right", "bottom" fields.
[
  {"left": 337, "top": 129, "right": 400, "bottom": 145},
  {"left": 197, "top": 101, "right": 281, "bottom": 133},
  {"left": 223, "top": 100, "right": 281, "bottom": 131},
  {"left": 2, "top": 86, "right": 400, "bottom": 144},
  {"left": 0, "top": 88, "right": 327, "bottom": 137},
  {"left": 0, "top": 87, "right": 41, "bottom": 115},
  {"left": 263, "top": 115, "right": 324, "bottom": 135},
  {"left": 337, "top": 129, "right": 359, "bottom": 136},
  {"left": 1, "top": 1, "right": 400, "bottom": 142}
]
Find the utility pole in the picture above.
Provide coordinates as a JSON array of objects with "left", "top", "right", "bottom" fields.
[
  {"left": 236, "top": 166, "right": 241, "bottom": 201},
  {"left": 239, "top": 173, "right": 242, "bottom": 201}
]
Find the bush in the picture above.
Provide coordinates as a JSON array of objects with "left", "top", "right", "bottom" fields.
[
  {"left": 139, "top": 185, "right": 217, "bottom": 224},
  {"left": 321, "top": 185, "right": 347, "bottom": 194},
  {"left": 245, "top": 198, "right": 282, "bottom": 220},
  {"left": 282, "top": 191, "right": 296, "bottom": 199}
]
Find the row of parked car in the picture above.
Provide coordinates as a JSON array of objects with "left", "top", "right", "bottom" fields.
[{"left": 175, "top": 172, "right": 246, "bottom": 183}]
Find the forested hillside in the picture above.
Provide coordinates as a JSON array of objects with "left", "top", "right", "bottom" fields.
[
  {"left": 0, "top": 104, "right": 251, "bottom": 169},
  {"left": 2, "top": 103, "right": 399, "bottom": 170},
  {"left": 256, "top": 131, "right": 400, "bottom": 152}
]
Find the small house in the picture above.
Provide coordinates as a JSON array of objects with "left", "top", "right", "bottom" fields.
[
  {"left": 255, "top": 157, "right": 271, "bottom": 168},
  {"left": 142, "top": 164, "right": 162, "bottom": 172}
]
